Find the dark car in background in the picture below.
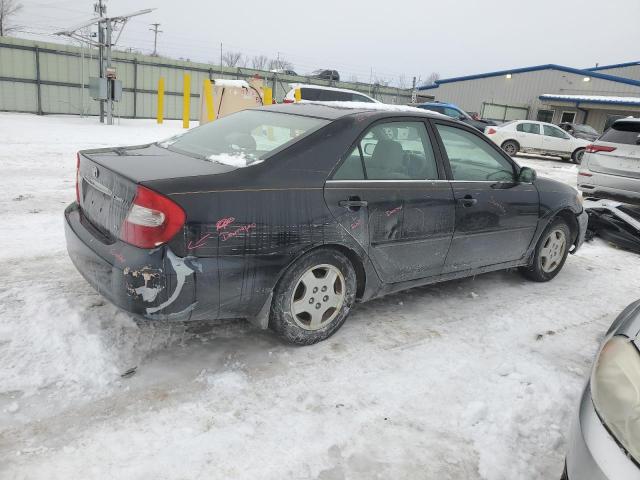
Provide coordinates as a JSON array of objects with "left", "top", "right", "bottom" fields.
[
  {"left": 559, "top": 122, "right": 600, "bottom": 142},
  {"left": 65, "top": 103, "right": 587, "bottom": 345},
  {"left": 309, "top": 69, "right": 340, "bottom": 81},
  {"left": 416, "top": 101, "right": 496, "bottom": 132}
]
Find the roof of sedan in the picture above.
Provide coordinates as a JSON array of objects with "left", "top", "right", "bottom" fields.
[{"left": 261, "top": 102, "right": 447, "bottom": 120}]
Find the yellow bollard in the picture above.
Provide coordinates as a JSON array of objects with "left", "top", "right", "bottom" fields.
[
  {"left": 262, "top": 86, "right": 273, "bottom": 105},
  {"left": 157, "top": 77, "right": 165, "bottom": 124},
  {"left": 294, "top": 87, "right": 301, "bottom": 102},
  {"left": 203, "top": 79, "right": 216, "bottom": 122},
  {"left": 182, "top": 73, "right": 191, "bottom": 129}
]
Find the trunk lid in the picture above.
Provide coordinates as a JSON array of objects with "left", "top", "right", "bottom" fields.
[{"left": 78, "top": 143, "right": 233, "bottom": 239}]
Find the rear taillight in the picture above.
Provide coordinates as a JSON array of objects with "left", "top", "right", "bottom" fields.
[
  {"left": 119, "top": 185, "right": 185, "bottom": 249},
  {"left": 283, "top": 98, "right": 294, "bottom": 103},
  {"left": 486, "top": 128, "right": 497, "bottom": 135},
  {"left": 75, "top": 152, "right": 80, "bottom": 204},
  {"left": 585, "top": 144, "right": 617, "bottom": 153}
]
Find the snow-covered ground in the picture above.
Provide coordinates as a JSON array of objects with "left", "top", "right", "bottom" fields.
[{"left": 1, "top": 112, "right": 639, "bottom": 480}]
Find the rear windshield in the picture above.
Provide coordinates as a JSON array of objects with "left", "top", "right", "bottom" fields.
[
  {"left": 600, "top": 121, "right": 640, "bottom": 145},
  {"left": 158, "top": 110, "right": 329, "bottom": 167}
]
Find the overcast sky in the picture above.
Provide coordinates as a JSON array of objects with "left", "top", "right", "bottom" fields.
[{"left": 12, "top": 0, "right": 640, "bottom": 86}]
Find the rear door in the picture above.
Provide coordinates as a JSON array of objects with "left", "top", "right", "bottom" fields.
[
  {"left": 324, "top": 119, "right": 456, "bottom": 283},
  {"left": 514, "top": 122, "right": 543, "bottom": 151},
  {"left": 542, "top": 124, "right": 572, "bottom": 155},
  {"left": 589, "top": 121, "right": 640, "bottom": 179},
  {"left": 431, "top": 122, "right": 540, "bottom": 272}
]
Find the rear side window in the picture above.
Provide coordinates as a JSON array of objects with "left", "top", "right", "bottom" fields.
[
  {"left": 352, "top": 93, "right": 376, "bottom": 103},
  {"left": 159, "top": 110, "right": 328, "bottom": 166},
  {"left": 517, "top": 123, "right": 541, "bottom": 134},
  {"left": 600, "top": 122, "right": 640, "bottom": 145},
  {"left": 333, "top": 121, "right": 439, "bottom": 180}
]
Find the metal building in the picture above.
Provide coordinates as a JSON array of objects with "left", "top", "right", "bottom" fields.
[{"left": 417, "top": 63, "right": 640, "bottom": 132}]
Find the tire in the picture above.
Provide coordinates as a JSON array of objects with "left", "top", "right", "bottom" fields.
[
  {"left": 269, "top": 248, "right": 357, "bottom": 345},
  {"left": 501, "top": 140, "right": 519, "bottom": 157},
  {"left": 520, "top": 217, "right": 571, "bottom": 282},
  {"left": 572, "top": 148, "right": 585, "bottom": 165}
]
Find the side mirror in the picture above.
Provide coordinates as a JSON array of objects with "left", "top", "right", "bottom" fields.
[
  {"left": 518, "top": 166, "right": 537, "bottom": 183},
  {"left": 363, "top": 143, "right": 376, "bottom": 156},
  {"left": 459, "top": 115, "right": 466, "bottom": 121}
]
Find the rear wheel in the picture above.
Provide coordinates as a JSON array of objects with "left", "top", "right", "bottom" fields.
[
  {"left": 520, "top": 218, "right": 571, "bottom": 282},
  {"left": 572, "top": 148, "right": 585, "bottom": 164},
  {"left": 269, "top": 248, "right": 356, "bottom": 345},
  {"left": 501, "top": 140, "right": 519, "bottom": 157}
]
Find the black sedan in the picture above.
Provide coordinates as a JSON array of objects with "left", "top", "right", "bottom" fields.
[{"left": 65, "top": 104, "right": 588, "bottom": 345}]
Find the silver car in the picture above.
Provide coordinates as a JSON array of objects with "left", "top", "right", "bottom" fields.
[
  {"left": 578, "top": 118, "right": 640, "bottom": 204},
  {"left": 564, "top": 300, "right": 640, "bottom": 479}
]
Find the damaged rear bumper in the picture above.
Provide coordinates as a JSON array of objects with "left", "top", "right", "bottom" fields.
[{"left": 64, "top": 202, "right": 197, "bottom": 320}]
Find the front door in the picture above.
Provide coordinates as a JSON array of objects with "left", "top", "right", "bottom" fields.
[
  {"left": 542, "top": 124, "right": 572, "bottom": 155},
  {"left": 432, "top": 122, "right": 540, "bottom": 273},
  {"left": 324, "top": 120, "right": 456, "bottom": 283}
]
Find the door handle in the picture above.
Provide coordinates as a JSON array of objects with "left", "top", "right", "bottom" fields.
[
  {"left": 457, "top": 195, "right": 477, "bottom": 208},
  {"left": 339, "top": 199, "right": 368, "bottom": 209}
]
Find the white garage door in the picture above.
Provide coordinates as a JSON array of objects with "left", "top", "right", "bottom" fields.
[{"left": 482, "top": 103, "right": 528, "bottom": 122}]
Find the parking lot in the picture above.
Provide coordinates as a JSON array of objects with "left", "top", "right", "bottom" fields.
[{"left": 0, "top": 112, "right": 639, "bottom": 479}]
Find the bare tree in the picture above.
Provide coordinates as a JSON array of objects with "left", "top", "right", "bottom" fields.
[
  {"left": 373, "top": 76, "right": 390, "bottom": 87},
  {"left": 251, "top": 54, "right": 268, "bottom": 70},
  {"left": 423, "top": 72, "right": 440, "bottom": 86},
  {"left": 397, "top": 74, "right": 407, "bottom": 89},
  {"left": 222, "top": 51, "right": 243, "bottom": 67},
  {"left": 0, "top": 0, "right": 23, "bottom": 36},
  {"left": 348, "top": 74, "right": 359, "bottom": 84},
  {"left": 268, "top": 56, "right": 293, "bottom": 71}
]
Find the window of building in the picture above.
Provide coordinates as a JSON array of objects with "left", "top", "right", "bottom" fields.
[
  {"left": 536, "top": 109, "right": 554, "bottom": 123},
  {"left": 561, "top": 111, "right": 576, "bottom": 123},
  {"left": 481, "top": 103, "right": 528, "bottom": 122}
]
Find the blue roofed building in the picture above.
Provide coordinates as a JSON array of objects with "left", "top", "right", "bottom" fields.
[{"left": 417, "top": 62, "right": 640, "bottom": 132}]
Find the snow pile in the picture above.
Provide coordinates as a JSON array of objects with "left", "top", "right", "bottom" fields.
[
  {"left": 207, "top": 152, "right": 263, "bottom": 168},
  {"left": 300, "top": 100, "right": 447, "bottom": 117},
  {"left": 1, "top": 113, "right": 640, "bottom": 479}
]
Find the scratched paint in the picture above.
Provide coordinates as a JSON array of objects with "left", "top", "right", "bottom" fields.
[
  {"left": 123, "top": 266, "right": 163, "bottom": 303},
  {"left": 146, "top": 250, "right": 195, "bottom": 315}
]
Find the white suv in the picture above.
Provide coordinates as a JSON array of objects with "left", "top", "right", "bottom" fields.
[
  {"left": 283, "top": 84, "right": 379, "bottom": 104},
  {"left": 485, "top": 120, "right": 590, "bottom": 164},
  {"left": 578, "top": 118, "right": 640, "bottom": 203}
]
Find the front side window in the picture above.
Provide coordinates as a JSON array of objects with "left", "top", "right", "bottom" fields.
[
  {"left": 333, "top": 121, "right": 439, "bottom": 180},
  {"left": 516, "top": 122, "right": 541, "bottom": 134},
  {"left": 543, "top": 125, "right": 570, "bottom": 139},
  {"left": 435, "top": 124, "right": 515, "bottom": 182},
  {"left": 159, "top": 110, "right": 328, "bottom": 167}
]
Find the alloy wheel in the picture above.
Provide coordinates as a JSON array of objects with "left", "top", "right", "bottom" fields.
[
  {"left": 540, "top": 229, "right": 567, "bottom": 273},
  {"left": 290, "top": 264, "right": 345, "bottom": 330}
]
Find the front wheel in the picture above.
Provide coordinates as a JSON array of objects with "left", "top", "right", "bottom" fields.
[
  {"left": 269, "top": 248, "right": 356, "bottom": 345},
  {"left": 572, "top": 148, "right": 585, "bottom": 165},
  {"left": 520, "top": 218, "right": 571, "bottom": 282}
]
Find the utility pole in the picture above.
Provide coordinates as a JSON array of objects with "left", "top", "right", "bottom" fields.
[
  {"left": 149, "top": 23, "right": 162, "bottom": 56},
  {"left": 95, "top": 0, "right": 106, "bottom": 123}
]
